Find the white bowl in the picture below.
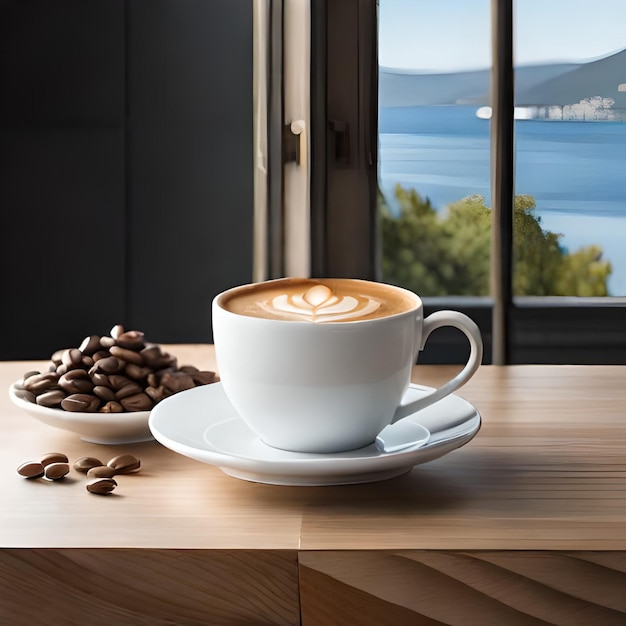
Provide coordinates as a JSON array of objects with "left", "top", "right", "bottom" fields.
[{"left": 9, "top": 382, "right": 153, "bottom": 445}]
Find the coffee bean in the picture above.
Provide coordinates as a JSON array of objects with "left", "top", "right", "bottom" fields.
[
  {"left": 36, "top": 390, "right": 67, "bottom": 408},
  {"left": 191, "top": 370, "right": 218, "bottom": 385},
  {"left": 22, "top": 370, "right": 41, "bottom": 384},
  {"left": 86, "top": 477, "right": 117, "bottom": 495},
  {"left": 94, "top": 356, "right": 122, "bottom": 374},
  {"left": 93, "top": 385, "right": 116, "bottom": 401},
  {"left": 145, "top": 385, "right": 165, "bottom": 403},
  {"left": 87, "top": 465, "right": 117, "bottom": 478},
  {"left": 125, "top": 364, "right": 151, "bottom": 380},
  {"left": 51, "top": 350, "right": 65, "bottom": 366},
  {"left": 107, "top": 454, "right": 141, "bottom": 474},
  {"left": 90, "top": 372, "right": 110, "bottom": 387},
  {"left": 92, "top": 350, "right": 110, "bottom": 362},
  {"left": 100, "top": 335, "right": 115, "bottom": 348},
  {"left": 40, "top": 452, "right": 69, "bottom": 467},
  {"left": 13, "top": 388, "right": 36, "bottom": 403},
  {"left": 81, "top": 356, "right": 95, "bottom": 369},
  {"left": 120, "top": 392, "right": 153, "bottom": 412},
  {"left": 161, "top": 371, "right": 195, "bottom": 393},
  {"left": 78, "top": 334, "right": 101, "bottom": 356},
  {"left": 115, "top": 382, "right": 143, "bottom": 400},
  {"left": 107, "top": 374, "right": 133, "bottom": 391},
  {"left": 61, "top": 348, "right": 83, "bottom": 368},
  {"left": 73, "top": 456, "right": 104, "bottom": 473},
  {"left": 59, "top": 370, "right": 93, "bottom": 394},
  {"left": 61, "top": 394, "right": 101, "bottom": 413},
  {"left": 44, "top": 462, "right": 70, "bottom": 480},
  {"left": 109, "top": 345, "right": 144, "bottom": 366},
  {"left": 23, "top": 372, "right": 59, "bottom": 394},
  {"left": 55, "top": 363, "right": 69, "bottom": 376},
  {"left": 140, "top": 345, "right": 163, "bottom": 367},
  {"left": 17, "top": 461, "right": 45, "bottom": 478},
  {"left": 100, "top": 400, "right": 123, "bottom": 413},
  {"left": 110, "top": 324, "right": 125, "bottom": 339},
  {"left": 115, "top": 330, "right": 145, "bottom": 350}
]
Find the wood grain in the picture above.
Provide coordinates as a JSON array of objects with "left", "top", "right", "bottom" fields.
[
  {"left": 299, "top": 551, "right": 626, "bottom": 626},
  {"left": 0, "top": 549, "right": 299, "bottom": 626}
]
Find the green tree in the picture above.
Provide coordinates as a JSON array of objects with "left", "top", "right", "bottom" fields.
[{"left": 380, "top": 184, "right": 612, "bottom": 296}]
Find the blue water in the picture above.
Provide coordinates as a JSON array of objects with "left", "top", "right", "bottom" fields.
[{"left": 379, "top": 105, "right": 626, "bottom": 295}]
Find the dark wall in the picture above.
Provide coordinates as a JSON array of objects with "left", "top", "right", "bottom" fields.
[{"left": 0, "top": 0, "right": 253, "bottom": 359}]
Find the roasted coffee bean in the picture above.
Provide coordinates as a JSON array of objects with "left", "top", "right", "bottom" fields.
[
  {"left": 191, "top": 371, "right": 218, "bottom": 385},
  {"left": 22, "top": 370, "right": 41, "bottom": 384},
  {"left": 114, "top": 382, "right": 143, "bottom": 400},
  {"left": 115, "top": 330, "right": 145, "bottom": 350},
  {"left": 92, "top": 350, "right": 110, "bottom": 362},
  {"left": 107, "top": 374, "right": 133, "bottom": 390},
  {"left": 73, "top": 456, "right": 103, "bottom": 473},
  {"left": 93, "top": 356, "right": 122, "bottom": 374},
  {"left": 55, "top": 363, "right": 69, "bottom": 376},
  {"left": 61, "top": 348, "right": 83, "bottom": 368},
  {"left": 109, "top": 345, "right": 144, "bottom": 366},
  {"left": 17, "top": 461, "right": 45, "bottom": 478},
  {"left": 125, "top": 364, "right": 151, "bottom": 380},
  {"left": 44, "top": 462, "right": 70, "bottom": 480},
  {"left": 179, "top": 365, "right": 199, "bottom": 374},
  {"left": 87, "top": 465, "right": 117, "bottom": 478},
  {"left": 59, "top": 370, "right": 93, "bottom": 394},
  {"left": 110, "top": 324, "right": 124, "bottom": 339},
  {"left": 81, "top": 356, "right": 94, "bottom": 368},
  {"left": 144, "top": 385, "right": 165, "bottom": 403},
  {"left": 61, "top": 393, "right": 101, "bottom": 413},
  {"left": 107, "top": 454, "right": 141, "bottom": 474},
  {"left": 120, "top": 392, "right": 153, "bottom": 412},
  {"left": 140, "top": 345, "right": 163, "bottom": 367},
  {"left": 51, "top": 349, "right": 65, "bottom": 366},
  {"left": 36, "top": 389, "right": 67, "bottom": 408},
  {"left": 93, "top": 385, "right": 115, "bottom": 401},
  {"left": 161, "top": 371, "right": 195, "bottom": 393},
  {"left": 99, "top": 335, "right": 115, "bottom": 348},
  {"left": 100, "top": 400, "right": 123, "bottom": 413},
  {"left": 90, "top": 372, "right": 110, "bottom": 387},
  {"left": 79, "top": 334, "right": 101, "bottom": 356},
  {"left": 23, "top": 372, "right": 59, "bottom": 395},
  {"left": 14, "top": 388, "right": 36, "bottom": 403},
  {"left": 86, "top": 477, "right": 117, "bottom": 495},
  {"left": 40, "top": 452, "right": 69, "bottom": 467}
]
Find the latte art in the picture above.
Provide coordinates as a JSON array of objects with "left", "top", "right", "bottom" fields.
[
  {"left": 263, "top": 285, "right": 381, "bottom": 323},
  {"left": 219, "top": 278, "right": 417, "bottom": 323}
]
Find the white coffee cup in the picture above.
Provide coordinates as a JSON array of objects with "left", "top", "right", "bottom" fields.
[{"left": 212, "top": 278, "right": 482, "bottom": 454}]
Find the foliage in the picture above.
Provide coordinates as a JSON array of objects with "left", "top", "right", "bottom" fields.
[{"left": 380, "top": 183, "right": 612, "bottom": 296}]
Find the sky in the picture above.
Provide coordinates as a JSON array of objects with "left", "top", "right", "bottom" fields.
[{"left": 379, "top": 0, "right": 626, "bottom": 72}]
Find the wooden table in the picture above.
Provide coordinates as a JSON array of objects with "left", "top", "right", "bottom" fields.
[{"left": 2, "top": 346, "right": 625, "bottom": 625}]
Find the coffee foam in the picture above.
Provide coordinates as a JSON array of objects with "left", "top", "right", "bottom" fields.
[{"left": 220, "top": 279, "right": 416, "bottom": 323}]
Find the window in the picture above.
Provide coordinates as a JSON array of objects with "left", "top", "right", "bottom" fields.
[{"left": 312, "top": 0, "right": 626, "bottom": 363}]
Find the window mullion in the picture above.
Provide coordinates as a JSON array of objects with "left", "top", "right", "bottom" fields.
[{"left": 490, "top": 0, "right": 515, "bottom": 364}]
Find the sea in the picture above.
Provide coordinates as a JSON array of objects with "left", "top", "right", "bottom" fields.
[{"left": 378, "top": 105, "right": 626, "bottom": 296}]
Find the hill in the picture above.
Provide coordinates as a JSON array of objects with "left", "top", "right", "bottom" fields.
[{"left": 380, "top": 49, "right": 626, "bottom": 113}]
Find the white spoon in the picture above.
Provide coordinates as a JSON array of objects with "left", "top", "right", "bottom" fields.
[{"left": 375, "top": 420, "right": 430, "bottom": 453}]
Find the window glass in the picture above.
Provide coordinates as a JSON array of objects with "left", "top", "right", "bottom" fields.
[
  {"left": 378, "top": 0, "right": 491, "bottom": 296},
  {"left": 513, "top": 0, "right": 626, "bottom": 297}
]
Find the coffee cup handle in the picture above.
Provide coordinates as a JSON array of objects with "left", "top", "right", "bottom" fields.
[{"left": 391, "top": 310, "right": 483, "bottom": 423}]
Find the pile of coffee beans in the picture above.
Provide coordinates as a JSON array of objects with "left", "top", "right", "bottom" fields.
[
  {"left": 17, "top": 451, "right": 142, "bottom": 495},
  {"left": 13, "top": 324, "right": 217, "bottom": 413}
]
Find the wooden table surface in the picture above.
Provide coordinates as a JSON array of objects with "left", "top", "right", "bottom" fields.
[{"left": 2, "top": 346, "right": 625, "bottom": 625}]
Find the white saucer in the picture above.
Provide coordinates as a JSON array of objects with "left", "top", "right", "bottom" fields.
[{"left": 149, "top": 383, "right": 481, "bottom": 486}]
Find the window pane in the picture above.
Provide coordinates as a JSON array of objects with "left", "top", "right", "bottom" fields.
[
  {"left": 377, "top": 0, "right": 492, "bottom": 296},
  {"left": 513, "top": 0, "right": 626, "bottom": 296}
]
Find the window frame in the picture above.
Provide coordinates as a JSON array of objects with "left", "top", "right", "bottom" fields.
[{"left": 311, "top": 0, "right": 626, "bottom": 365}]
